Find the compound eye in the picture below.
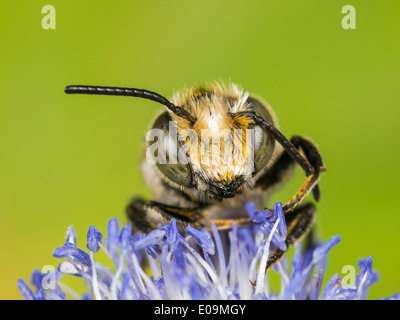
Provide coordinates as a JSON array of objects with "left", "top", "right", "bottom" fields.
[
  {"left": 246, "top": 97, "right": 276, "bottom": 174},
  {"left": 146, "top": 112, "right": 193, "bottom": 188},
  {"left": 254, "top": 125, "right": 264, "bottom": 150},
  {"left": 252, "top": 125, "right": 274, "bottom": 173}
]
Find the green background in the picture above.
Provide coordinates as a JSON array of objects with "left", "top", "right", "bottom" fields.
[{"left": 1, "top": 0, "right": 399, "bottom": 299}]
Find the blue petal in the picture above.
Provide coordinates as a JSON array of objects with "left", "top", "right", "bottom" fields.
[
  {"left": 172, "top": 245, "right": 187, "bottom": 269},
  {"left": 254, "top": 293, "right": 268, "bottom": 300},
  {"left": 47, "top": 290, "right": 67, "bottom": 300},
  {"left": 120, "top": 273, "right": 134, "bottom": 300},
  {"left": 65, "top": 226, "right": 77, "bottom": 245},
  {"left": 332, "top": 287, "right": 358, "bottom": 300},
  {"left": 119, "top": 223, "right": 132, "bottom": 254},
  {"left": 309, "top": 270, "right": 324, "bottom": 300},
  {"left": 189, "top": 280, "right": 205, "bottom": 300},
  {"left": 358, "top": 256, "right": 373, "bottom": 274},
  {"left": 17, "top": 279, "right": 36, "bottom": 300},
  {"left": 244, "top": 202, "right": 258, "bottom": 220},
  {"left": 186, "top": 225, "right": 215, "bottom": 255},
  {"left": 312, "top": 235, "right": 341, "bottom": 264},
  {"left": 290, "top": 243, "right": 304, "bottom": 276},
  {"left": 259, "top": 223, "right": 287, "bottom": 251},
  {"left": 357, "top": 256, "right": 379, "bottom": 286},
  {"left": 106, "top": 218, "right": 120, "bottom": 253},
  {"left": 87, "top": 225, "right": 102, "bottom": 253},
  {"left": 57, "top": 261, "right": 81, "bottom": 276},
  {"left": 146, "top": 244, "right": 162, "bottom": 259},
  {"left": 130, "top": 233, "right": 145, "bottom": 255},
  {"left": 151, "top": 276, "right": 166, "bottom": 300},
  {"left": 321, "top": 273, "right": 342, "bottom": 299},
  {"left": 356, "top": 256, "right": 378, "bottom": 299},
  {"left": 53, "top": 242, "right": 91, "bottom": 266},
  {"left": 35, "top": 289, "right": 46, "bottom": 300},
  {"left": 69, "top": 247, "right": 91, "bottom": 266},
  {"left": 257, "top": 203, "right": 287, "bottom": 251},
  {"left": 30, "top": 269, "right": 44, "bottom": 291},
  {"left": 273, "top": 202, "right": 287, "bottom": 238},
  {"left": 163, "top": 219, "right": 179, "bottom": 249},
  {"left": 133, "top": 229, "right": 166, "bottom": 250},
  {"left": 238, "top": 227, "right": 257, "bottom": 256},
  {"left": 245, "top": 202, "right": 272, "bottom": 223}
]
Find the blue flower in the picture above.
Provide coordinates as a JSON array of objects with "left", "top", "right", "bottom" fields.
[{"left": 17, "top": 202, "right": 399, "bottom": 300}]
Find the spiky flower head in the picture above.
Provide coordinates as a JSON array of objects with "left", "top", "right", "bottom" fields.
[{"left": 17, "top": 202, "right": 398, "bottom": 300}]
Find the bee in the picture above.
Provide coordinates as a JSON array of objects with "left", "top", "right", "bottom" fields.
[{"left": 65, "top": 81, "right": 325, "bottom": 270}]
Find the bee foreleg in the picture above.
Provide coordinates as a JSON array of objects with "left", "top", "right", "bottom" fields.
[
  {"left": 282, "top": 136, "right": 325, "bottom": 212},
  {"left": 206, "top": 217, "right": 253, "bottom": 231},
  {"left": 257, "top": 135, "right": 325, "bottom": 213},
  {"left": 126, "top": 197, "right": 202, "bottom": 233}
]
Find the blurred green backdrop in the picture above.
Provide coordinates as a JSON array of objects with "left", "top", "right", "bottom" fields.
[{"left": 0, "top": 0, "right": 399, "bottom": 299}]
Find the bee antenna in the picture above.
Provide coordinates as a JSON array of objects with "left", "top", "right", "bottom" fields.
[
  {"left": 233, "top": 111, "right": 314, "bottom": 176},
  {"left": 64, "top": 85, "right": 195, "bottom": 125}
]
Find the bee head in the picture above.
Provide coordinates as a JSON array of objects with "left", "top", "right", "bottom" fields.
[
  {"left": 64, "top": 82, "right": 283, "bottom": 200},
  {"left": 149, "top": 82, "right": 278, "bottom": 199}
]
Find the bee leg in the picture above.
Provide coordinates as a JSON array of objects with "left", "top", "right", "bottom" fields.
[
  {"left": 126, "top": 198, "right": 155, "bottom": 233},
  {"left": 126, "top": 197, "right": 202, "bottom": 233},
  {"left": 206, "top": 217, "right": 253, "bottom": 231},
  {"left": 258, "top": 135, "right": 325, "bottom": 213},
  {"left": 266, "top": 202, "right": 316, "bottom": 271},
  {"left": 283, "top": 136, "right": 325, "bottom": 212}
]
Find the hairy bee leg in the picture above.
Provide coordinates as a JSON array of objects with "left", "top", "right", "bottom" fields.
[
  {"left": 282, "top": 136, "right": 325, "bottom": 212},
  {"left": 266, "top": 203, "right": 316, "bottom": 271},
  {"left": 126, "top": 197, "right": 202, "bottom": 233},
  {"left": 257, "top": 135, "right": 325, "bottom": 213},
  {"left": 126, "top": 198, "right": 156, "bottom": 233},
  {"left": 126, "top": 198, "right": 253, "bottom": 232},
  {"left": 206, "top": 217, "right": 253, "bottom": 231}
]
